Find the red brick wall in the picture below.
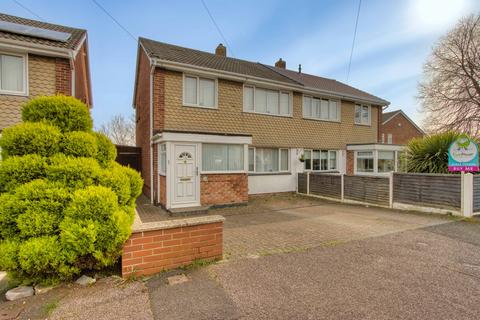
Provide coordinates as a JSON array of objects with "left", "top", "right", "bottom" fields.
[
  {"left": 346, "top": 150, "right": 354, "bottom": 175},
  {"left": 201, "top": 173, "right": 248, "bottom": 206},
  {"left": 159, "top": 175, "right": 166, "bottom": 206},
  {"left": 380, "top": 113, "right": 423, "bottom": 145},
  {"left": 73, "top": 39, "right": 92, "bottom": 107},
  {"left": 55, "top": 58, "right": 71, "bottom": 95},
  {"left": 122, "top": 222, "right": 223, "bottom": 278},
  {"left": 135, "top": 48, "right": 153, "bottom": 197}
]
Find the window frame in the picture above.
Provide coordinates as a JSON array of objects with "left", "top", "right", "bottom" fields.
[
  {"left": 303, "top": 149, "right": 338, "bottom": 172},
  {"left": 0, "top": 52, "right": 28, "bottom": 96},
  {"left": 248, "top": 147, "right": 290, "bottom": 174},
  {"left": 354, "top": 104, "right": 371, "bottom": 126},
  {"left": 201, "top": 143, "right": 245, "bottom": 173},
  {"left": 243, "top": 84, "right": 293, "bottom": 118},
  {"left": 302, "top": 94, "right": 341, "bottom": 122},
  {"left": 158, "top": 143, "right": 167, "bottom": 175},
  {"left": 354, "top": 150, "right": 399, "bottom": 175},
  {"left": 183, "top": 73, "right": 218, "bottom": 109}
]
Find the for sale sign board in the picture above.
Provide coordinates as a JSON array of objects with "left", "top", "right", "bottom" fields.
[{"left": 448, "top": 135, "right": 479, "bottom": 172}]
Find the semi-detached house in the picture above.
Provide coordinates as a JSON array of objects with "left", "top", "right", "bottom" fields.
[
  {"left": 133, "top": 38, "right": 403, "bottom": 211},
  {"left": 0, "top": 13, "right": 92, "bottom": 133}
]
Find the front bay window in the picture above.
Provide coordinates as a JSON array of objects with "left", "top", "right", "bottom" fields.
[
  {"left": 350, "top": 145, "right": 404, "bottom": 175},
  {"left": 356, "top": 151, "right": 374, "bottom": 173},
  {"left": 249, "top": 147, "right": 289, "bottom": 173},
  {"left": 377, "top": 151, "right": 395, "bottom": 173},
  {"left": 202, "top": 144, "right": 244, "bottom": 172},
  {"left": 304, "top": 149, "right": 338, "bottom": 171}
]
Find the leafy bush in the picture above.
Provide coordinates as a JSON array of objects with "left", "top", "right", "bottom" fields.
[
  {"left": 94, "top": 132, "right": 117, "bottom": 167},
  {"left": 404, "top": 131, "right": 464, "bottom": 173},
  {"left": 0, "top": 154, "right": 46, "bottom": 193},
  {"left": 0, "top": 96, "right": 143, "bottom": 284},
  {"left": 60, "top": 131, "right": 98, "bottom": 158},
  {"left": 21, "top": 95, "right": 92, "bottom": 132},
  {"left": 0, "top": 122, "right": 61, "bottom": 158}
]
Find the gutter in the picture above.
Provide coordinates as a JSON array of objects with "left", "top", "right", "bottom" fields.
[{"left": 152, "top": 57, "right": 390, "bottom": 106}]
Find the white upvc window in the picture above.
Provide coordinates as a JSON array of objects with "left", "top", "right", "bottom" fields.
[
  {"left": 302, "top": 95, "right": 340, "bottom": 122},
  {"left": 387, "top": 134, "right": 393, "bottom": 144},
  {"left": 0, "top": 52, "right": 27, "bottom": 96},
  {"left": 356, "top": 151, "right": 374, "bottom": 173},
  {"left": 243, "top": 85, "right": 292, "bottom": 117},
  {"left": 354, "top": 150, "right": 398, "bottom": 175},
  {"left": 378, "top": 150, "right": 395, "bottom": 173},
  {"left": 158, "top": 143, "right": 166, "bottom": 175},
  {"left": 303, "top": 149, "right": 338, "bottom": 171},
  {"left": 248, "top": 147, "right": 289, "bottom": 173},
  {"left": 202, "top": 144, "right": 244, "bottom": 172},
  {"left": 183, "top": 74, "right": 217, "bottom": 108},
  {"left": 354, "top": 104, "right": 371, "bottom": 125}
]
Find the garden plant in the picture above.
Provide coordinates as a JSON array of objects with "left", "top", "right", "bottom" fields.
[{"left": 0, "top": 95, "right": 143, "bottom": 285}]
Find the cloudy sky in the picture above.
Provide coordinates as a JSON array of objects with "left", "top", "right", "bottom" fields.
[{"left": 0, "top": 0, "right": 479, "bottom": 128}]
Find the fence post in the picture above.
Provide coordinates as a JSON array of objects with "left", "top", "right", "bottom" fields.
[
  {"left": 461, "top": 172, "right": 473, "bottom": 217},
  {"left": 307, "top": 171, "right": 310, "bottom": 195},
  {"left": 341, "top": 174, "right": 345, "bottom": 202},
  {"left": 389, "top": 172, "right": 394, "bottom": 208}
]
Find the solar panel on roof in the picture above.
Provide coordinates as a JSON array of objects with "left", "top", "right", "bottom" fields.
[{"left": 0, "top": 20, "right": 71, "bottom": 42}]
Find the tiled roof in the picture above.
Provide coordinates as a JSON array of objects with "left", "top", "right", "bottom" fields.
[
  {"left": 382, "top": 110, "right": 401, "bottom": 123},
  {"left": 0, "top": 13, "right": 86, "bottom": 50},
  {"left": 139, "top": 37, "right": 389, "bottom": 105},
  {"left": 265, "top": 65, "right": 389, "bottom": 105}
]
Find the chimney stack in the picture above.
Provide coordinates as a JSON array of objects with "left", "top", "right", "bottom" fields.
[
  {"left": 215, "top": 43, "right": 227, "bottom": 57},
  {"left": 298, "top": 64, "right": 302, "bottom": 73},
  {"left": 275, "top": 58, "right": 286, "bottom": 69}
]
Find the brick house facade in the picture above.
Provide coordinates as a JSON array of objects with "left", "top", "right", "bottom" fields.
[
  {"left": 380, "top": 110, "right": 424, "bottom": 145},
  {"left": 0, "top": 13, "right": 92, "bottom": 132},
  {"left": 134, "top": 38, "right": 394, "bottom": 211}
]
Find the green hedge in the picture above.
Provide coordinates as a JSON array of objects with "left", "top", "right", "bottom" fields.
[
  {"left": 0, "top": 96, "right": 143, "bottom": 285},
  {"left": 0, "top": 122, "right": 61, "bottom": 158},
  {"left": 22, "top": 95, "right": 93, "bottom": 132},
  {"left": 60, "top": 131, "right": 98, "bottom": 158}
]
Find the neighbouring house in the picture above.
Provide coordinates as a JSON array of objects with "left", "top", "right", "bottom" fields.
[
  {"left": 0, "top": 13, "right": 92, "bottom": 133},
  {"left": 133, "top": 38, "right": 403, "bottom": 210},
  {"left": 379, "top": 109, "right": 424, "bottom": 145}
]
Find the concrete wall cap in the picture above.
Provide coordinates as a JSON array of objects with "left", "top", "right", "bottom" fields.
[{"left": 132, "top": 214, "right": 225, "bottom": 233}]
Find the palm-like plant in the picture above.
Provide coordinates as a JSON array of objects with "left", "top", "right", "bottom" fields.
[{"left": 404, "top": 131, "right": 463, "bottom": 173}]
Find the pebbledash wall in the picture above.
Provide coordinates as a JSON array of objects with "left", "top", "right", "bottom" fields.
[
  {"left": 136, "top": 65, "right": 380, "bottom": 206},
  {"left": 122, "top": 215, "right": 224, "bottom": 278}
]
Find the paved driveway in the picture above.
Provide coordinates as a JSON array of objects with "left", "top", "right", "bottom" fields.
[{"left": 214, "top": 195, "right": 449, "bottom": 259}]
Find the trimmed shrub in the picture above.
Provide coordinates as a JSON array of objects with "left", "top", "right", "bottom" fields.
[
  {"left": 0, "top": 193, "right": 26, "bottom": 240},
  {"left": 0, "top": 122, "right": 61, "bottom": 158},
  {"left": 60, "top": 131, "right": 98, "bottom": 158},
  {"left": 98, "top": 164, "right": 131, "bottom": 206},
  {"left": 0, "top": 240, "right": 19, "bottom": 271},
  {"left": 21, "top": 95, "right": 92, "bottom": 132},
  {"left": 94, "top": 132, "right": 117, "bottom": 167},
  {"left": 60, "top": 186, "right": 130, "bottom": 268},
  {"left": 121, "top": 165, "right": 143, "bottom": 207},
  {"left": 46, "top": 155, "right": 101, "bottom": 189},
  {"left": 18, "top": 236, "right": 77, "bottom": 284},
  {"left": 0, "top": 154, "right": 46, "bottom": 193}
]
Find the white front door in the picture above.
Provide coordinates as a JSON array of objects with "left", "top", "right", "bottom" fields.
[{"left": 173, "top": 144, "right": 199, "bottom": 205}]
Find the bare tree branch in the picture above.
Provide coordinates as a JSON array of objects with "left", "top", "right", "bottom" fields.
[
  {"left": 419, "top": 14, "right": 480, "bottom": 137},
  {"left": 97, "top": 114, "right": 135, "bottom": 146}
]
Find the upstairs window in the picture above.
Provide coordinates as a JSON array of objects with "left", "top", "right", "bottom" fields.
[
  {"left": 303, "top": 96, "right": 340, "bottom": 121},
  {"left": 0, "top": 53, "right": 26, "bottom": 95},
  {"left": 184, "top": 74, "right": 216, "bottom": 108},
  {"left": 243, "top": 85, "right": 291, "bottom": 116},
  {"left": 355, "top": 104, "right": 371, "bottom": 125}
]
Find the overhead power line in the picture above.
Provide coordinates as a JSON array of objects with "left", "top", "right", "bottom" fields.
[
  {"left": 91, "top": 0, "right": 137, "bottom": 42},
  {"left": 12, "top": 0, "right": 44, "bottom": 21},
  {"left": 200, "top": 0, "right": 235, "bottom": 57},
  {"left": 347, "top": 0, "right": 362, "bottom": 83}
]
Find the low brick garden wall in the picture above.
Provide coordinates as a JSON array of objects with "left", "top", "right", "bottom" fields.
[{"left": 122, "top": 215, "right": 225, "bottom": 278}]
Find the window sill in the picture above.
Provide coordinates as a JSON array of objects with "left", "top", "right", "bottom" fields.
[
  {"left": 200, "top": 171, "right": 246, "bottom": 175},
  {"left": 248, "top": 172, "right": 291, "bottom": 176},
  {"left": 0, "top": 91, "right": 28, "bottom": 97},
  {"left": 354, "top": 122, "right": 371, "bottom": 127},
  {"left": 242, "top": 110, "right": 292, "bottom": 118},
  {"left": 303, "top": 117, "right": 340, "bottom": 123},
  {"left": 183, "top": 104, "right": 218, "bottom": 110},
  {"left": 305, "top": 170, "right": 340, "bottom": 173}
]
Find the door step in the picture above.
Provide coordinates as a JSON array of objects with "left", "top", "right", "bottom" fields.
[{"left": 169, "top": 206, "right": 210, "bottom": 217}]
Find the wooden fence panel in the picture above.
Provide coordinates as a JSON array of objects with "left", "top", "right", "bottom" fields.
[
  {"left": 115, "top": 145, "right": 141, "bottom": 172},
  {"left": 297, "top": 173, "right": 307, "bottom": 194},
  {"left": 344, "top": 175, "right": 389, "bottom": 206},
  {"left": 474, "top": 176, "right": 480, "bottom": 212},
  {"left": 309, "top": 173, "right": 342, "bottom": 199},
  {"left": 393, "top": 173, "right": 461, "bottom": 209}
]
